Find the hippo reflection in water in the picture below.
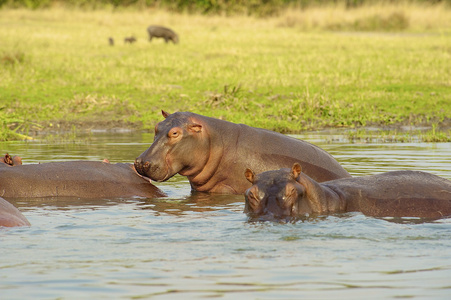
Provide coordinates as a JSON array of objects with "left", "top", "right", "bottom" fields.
[{"left": 244, "top": 163, "right": 451, "bottom": 221}]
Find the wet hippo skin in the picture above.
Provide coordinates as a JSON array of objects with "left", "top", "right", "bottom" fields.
[
  {"left": 0, "top": 160, "right": 166, "bottom": 199},
  {"left": 135, "top": 111, "right": 351, "bottom": 194},
  {"left": 244, "top": 163, "right": 451, "bottom": 219},
  {"left": 0, "top": 197, "right": 30, "bottom": 227}
]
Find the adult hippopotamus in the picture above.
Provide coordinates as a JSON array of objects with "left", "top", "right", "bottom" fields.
[
  {"left": 0, "top": 197, "right": 30, "bottom": 227},
  {"left": 134, "top": 111, "right": 351, "bottom": 194},
  {"left": 244, "top": 163, "right": 451, "bottom": 219},
  {"left": 0, "top": 156, "right": 166, "bottom": 198}
]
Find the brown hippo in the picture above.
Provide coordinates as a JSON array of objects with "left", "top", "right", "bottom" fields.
[
  {"left": 244, "top": 163, "right": 451, "bottom": 220},
  {"left": 147, "top": 25, "right": 179, "bottom": 44},
  {"left": 0, "top": 197, "right": 30, "bottom": 227},
  {"left": 134, "top": 111, "right": 351, "bottom": 194},
  {"left": 0, "top": 157, "right": 166, "bottom": 199}
]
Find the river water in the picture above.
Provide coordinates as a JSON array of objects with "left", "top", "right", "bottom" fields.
[{"left": 1, "top": 131, "right": 450, "bottom": 299}]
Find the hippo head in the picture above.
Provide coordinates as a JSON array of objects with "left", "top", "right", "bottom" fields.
[
  {"left": 134, "top": 110, "right": 210, "bottom": 182},
  {"left": 244, "top": 163, "right": 313, "bottom": 220},
  {"left": 0, "top": 153, "right": 22, "bottom": 167}
]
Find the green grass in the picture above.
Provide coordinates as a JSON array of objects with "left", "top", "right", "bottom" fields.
[
  {"left": 345, "top": 125, "right": 451, "bottom": 143},
  {"left": 0, "top": 6, "right": 450, "bottom": 141}
]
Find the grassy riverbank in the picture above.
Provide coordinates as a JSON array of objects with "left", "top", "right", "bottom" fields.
[{"left": 1, "top": 3, "right": 450, "bottom": 141}]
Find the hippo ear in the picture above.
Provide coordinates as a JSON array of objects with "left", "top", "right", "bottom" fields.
[
  {"left": 245, "top": 168, "right": 256, "bottom": 183},
  {"left": 291, "top": 163, "right": 302, "bottom": 179},
  {"left": 161, "top": 110, "right": 171, "bottom": 118},
  {"left": 188, "top": 123, "right": 202, "bottom": 133}
]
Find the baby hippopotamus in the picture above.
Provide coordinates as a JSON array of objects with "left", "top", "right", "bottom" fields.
[{"left": 244, "top": 163, "right": 451, "bottom": 220}]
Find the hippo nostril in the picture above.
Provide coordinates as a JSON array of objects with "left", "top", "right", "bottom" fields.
[
  {"left": 134, "top": 158, "right": 141, "bottom": 168},
  {"left": 134, "top": 158, "right": 142, "bottom": 170},
  {"left": 143, "top": 161, "right": 150, "bottom": 170}
]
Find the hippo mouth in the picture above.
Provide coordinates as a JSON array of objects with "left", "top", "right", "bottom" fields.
[
  {"left": 149, "top": 163, "right": 172, "bottom": 182},
  {"left": 134, "top": 159, "right": 167, "bottom": 182},
  {"left": 246, "top": 213, "right": 294, "bottom": 224},
  {"left": 135, "top": 158, "right": 178, "bottom": 183},
  {"left": 131, "top": 165, "right": 153, "bottom": 182},
  {"left": 157, "top": 154, "right": 176, "bottom": 181}
]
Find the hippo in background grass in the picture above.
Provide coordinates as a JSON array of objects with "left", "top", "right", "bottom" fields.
[
  {"left": 147, "top": 25, "right": 179, "bottom": 44},
  {"left": 244, "top": 163, "right": 451, "bottom": 221},
  {"left": 0, "top": 154, "right": 166, "bottom": 199},
  {"left": 0, "top": 197, "right": 30, "bottom": 227},
  {"left": 134, "top": 111, "right": 351, "bottom": 194}
]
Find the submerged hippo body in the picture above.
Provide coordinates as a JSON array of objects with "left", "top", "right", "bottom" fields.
[
  {"left": 134, "top": 111, "right": 351, "bottom": 194},
  {"left": 244, "top": 164, "right": 451, "bottom": 219},
  {"left": 0, "top": 161, "right": 166, "bottom": 199},
  {"left": 0, "top": 197, "right": 30, "bottom": 227},
  {"left": 147, "top": 25, "right": 179, "bottom": 44}
]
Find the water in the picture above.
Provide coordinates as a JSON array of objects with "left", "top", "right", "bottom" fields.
[{"left": 1, "top": 131, "right": 451, "bottom": 299}]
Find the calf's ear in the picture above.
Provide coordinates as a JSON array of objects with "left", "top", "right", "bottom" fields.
[
  {"left": 291, "top": 163, "right": 302, "bottom": 179},
  {"left": 245, "top": 168, "right": 256, "bottom": 183},
  {"left": 161, "top": 110, "right": 171, "bottom": 118}
]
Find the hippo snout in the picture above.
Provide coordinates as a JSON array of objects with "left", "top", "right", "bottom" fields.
[{"left": 134, "top": 158, "right": 151, "bottom": 176}]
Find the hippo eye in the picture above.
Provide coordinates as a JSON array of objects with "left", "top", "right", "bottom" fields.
[
  {"left": 248, "top": 191, "right": 257, "bottom": 200},
  {"left": 245, "top": 191, "right": 260, "bottom": 212},
  {"left": 283, "top": 187, "right": 296, "bottom": 202},
  {"left": 169, "top": 129, "right": 180, "bottom": 138},
  {"left": 247, "top": 190, "right": 262, "bottom": 206}
]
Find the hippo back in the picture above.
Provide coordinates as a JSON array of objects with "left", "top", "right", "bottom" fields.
[
  {"left": 0, "top": 161, "right": 165, "bottom": 198},
  {"left": 0, "top": 197, "right": 30, "bottom": 227},
  {"left": 197, "top": 114, "right": 352, "bottom": 184},
  {"left": 325, "top": 170, "right": 451, "bottom": 218},
  {"left": 238, "top": 124, "right": 350, "bottom": 181}
]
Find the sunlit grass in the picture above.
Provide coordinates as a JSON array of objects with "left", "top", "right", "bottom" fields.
[
  {"left": 0, "top": 4, "right": 450, "bottom": 140},
  {"left": 345, "top": 125, "right": 451, "bottom": 143},
  {"left": 278, "top": 2, "right": 451, "bottom": 32}
]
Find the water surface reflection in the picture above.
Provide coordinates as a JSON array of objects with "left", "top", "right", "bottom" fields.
[{"left": 1, "top": 131, "right": 450, "bottom": 299}]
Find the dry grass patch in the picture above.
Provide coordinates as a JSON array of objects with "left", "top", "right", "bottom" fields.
[{"left": 277, "top": 2, "right": 451, "bottom": 32}]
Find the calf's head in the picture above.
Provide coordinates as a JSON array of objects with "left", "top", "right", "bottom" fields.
[
  {"left": 244, "top": 163, "right": 313, "bottom": 220},
  {"left": 134, "top": 111, "right": 209, "bottom": 182}
]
